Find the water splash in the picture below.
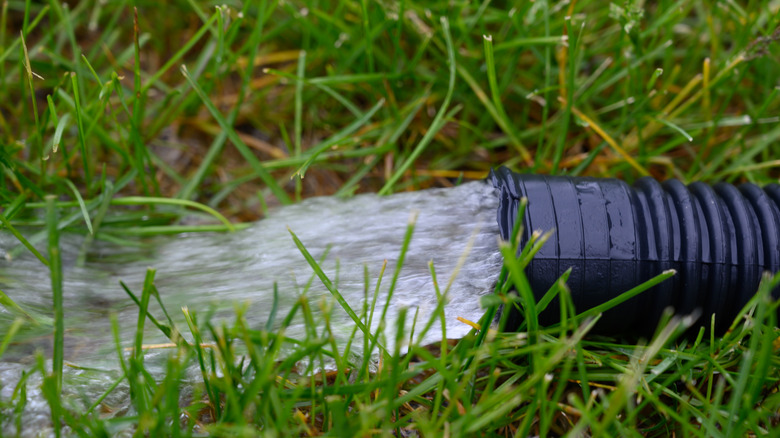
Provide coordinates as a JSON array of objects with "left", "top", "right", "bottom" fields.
[{"left": 0, "top": 181, "right": 503, "bottom": 433}]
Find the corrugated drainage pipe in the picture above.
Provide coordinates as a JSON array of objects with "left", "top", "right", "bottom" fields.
[{"left": 491, "top": 167, "right": 780, "bottom": 334}]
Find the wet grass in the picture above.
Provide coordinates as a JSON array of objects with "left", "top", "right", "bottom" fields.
[{"left": 1, "top": 0, "right": 780, "bottom": 436}]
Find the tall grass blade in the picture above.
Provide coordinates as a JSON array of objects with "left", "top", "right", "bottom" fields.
[{"left": 45, "top": 195, "right": 64, "bottom": 437}]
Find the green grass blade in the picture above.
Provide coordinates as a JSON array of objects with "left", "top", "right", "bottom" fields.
[
  {"left": 69, "top": 72, "right": 91, "bottom": 189},
  {"left": 294, "top": 50, "right": 305, "bottom": 200},
  {"left": 61, "top": 178, "right": 93, "bottom": 235},
  {"left": 288, "top": 226, "right": 386, "bottom": 355},
  {"left": 181, "top": 64, "right": 291, "bottom": 205},
  {"left": 0, "top": 212, "right": 49, "bottom": 265},
  {"left": 45, "top": 194, "right": 64, "bottom": 437},
  {"left": 574, "top": 269, "right": 677, "bottom": 324},
  {"left": 141, "top": 11, "right": 220, "bottom": 93},
  {"left": 378, "top": 17, "right": 456, "bottom": 195},
  {"left": 0, "top": 318, "right": 24, "bottom": 358},
  {"left": 0, "top": 289, "right": 41, "bottom": 325},
  {"left": 110, "top": 196, "right": 234, "bottom": 231},
  {"left": 294, "top": 99, "right": 385, "bottom": 178}
]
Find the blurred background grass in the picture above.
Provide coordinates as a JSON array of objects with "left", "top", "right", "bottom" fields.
[{"left": 2, "top": 0, "right": 779, "bottom": 224}]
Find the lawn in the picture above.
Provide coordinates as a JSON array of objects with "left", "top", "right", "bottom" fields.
[{"left": 1, "top": 0, "right": 779, "bottom": 436}]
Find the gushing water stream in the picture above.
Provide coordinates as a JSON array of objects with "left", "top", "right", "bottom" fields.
[{"left": 0, "top": 181, "right": 502, "bottom": 433}]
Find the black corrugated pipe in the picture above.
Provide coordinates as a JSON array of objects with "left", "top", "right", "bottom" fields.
[{"left": 490, "top": 166, "right": 780, "bottom": 334}]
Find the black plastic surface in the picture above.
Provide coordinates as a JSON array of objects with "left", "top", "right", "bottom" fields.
[{"left": 490, "top": 167, "right": 780, "bottom": 334}]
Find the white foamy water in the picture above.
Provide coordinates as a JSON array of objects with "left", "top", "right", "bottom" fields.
[{"left": 0, "top": 181, "right": 503, "bottom": 434}]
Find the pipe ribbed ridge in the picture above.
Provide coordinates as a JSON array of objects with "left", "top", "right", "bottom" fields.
[{"left": 491, "top": 167, "right": 780, "bottom": 334}]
